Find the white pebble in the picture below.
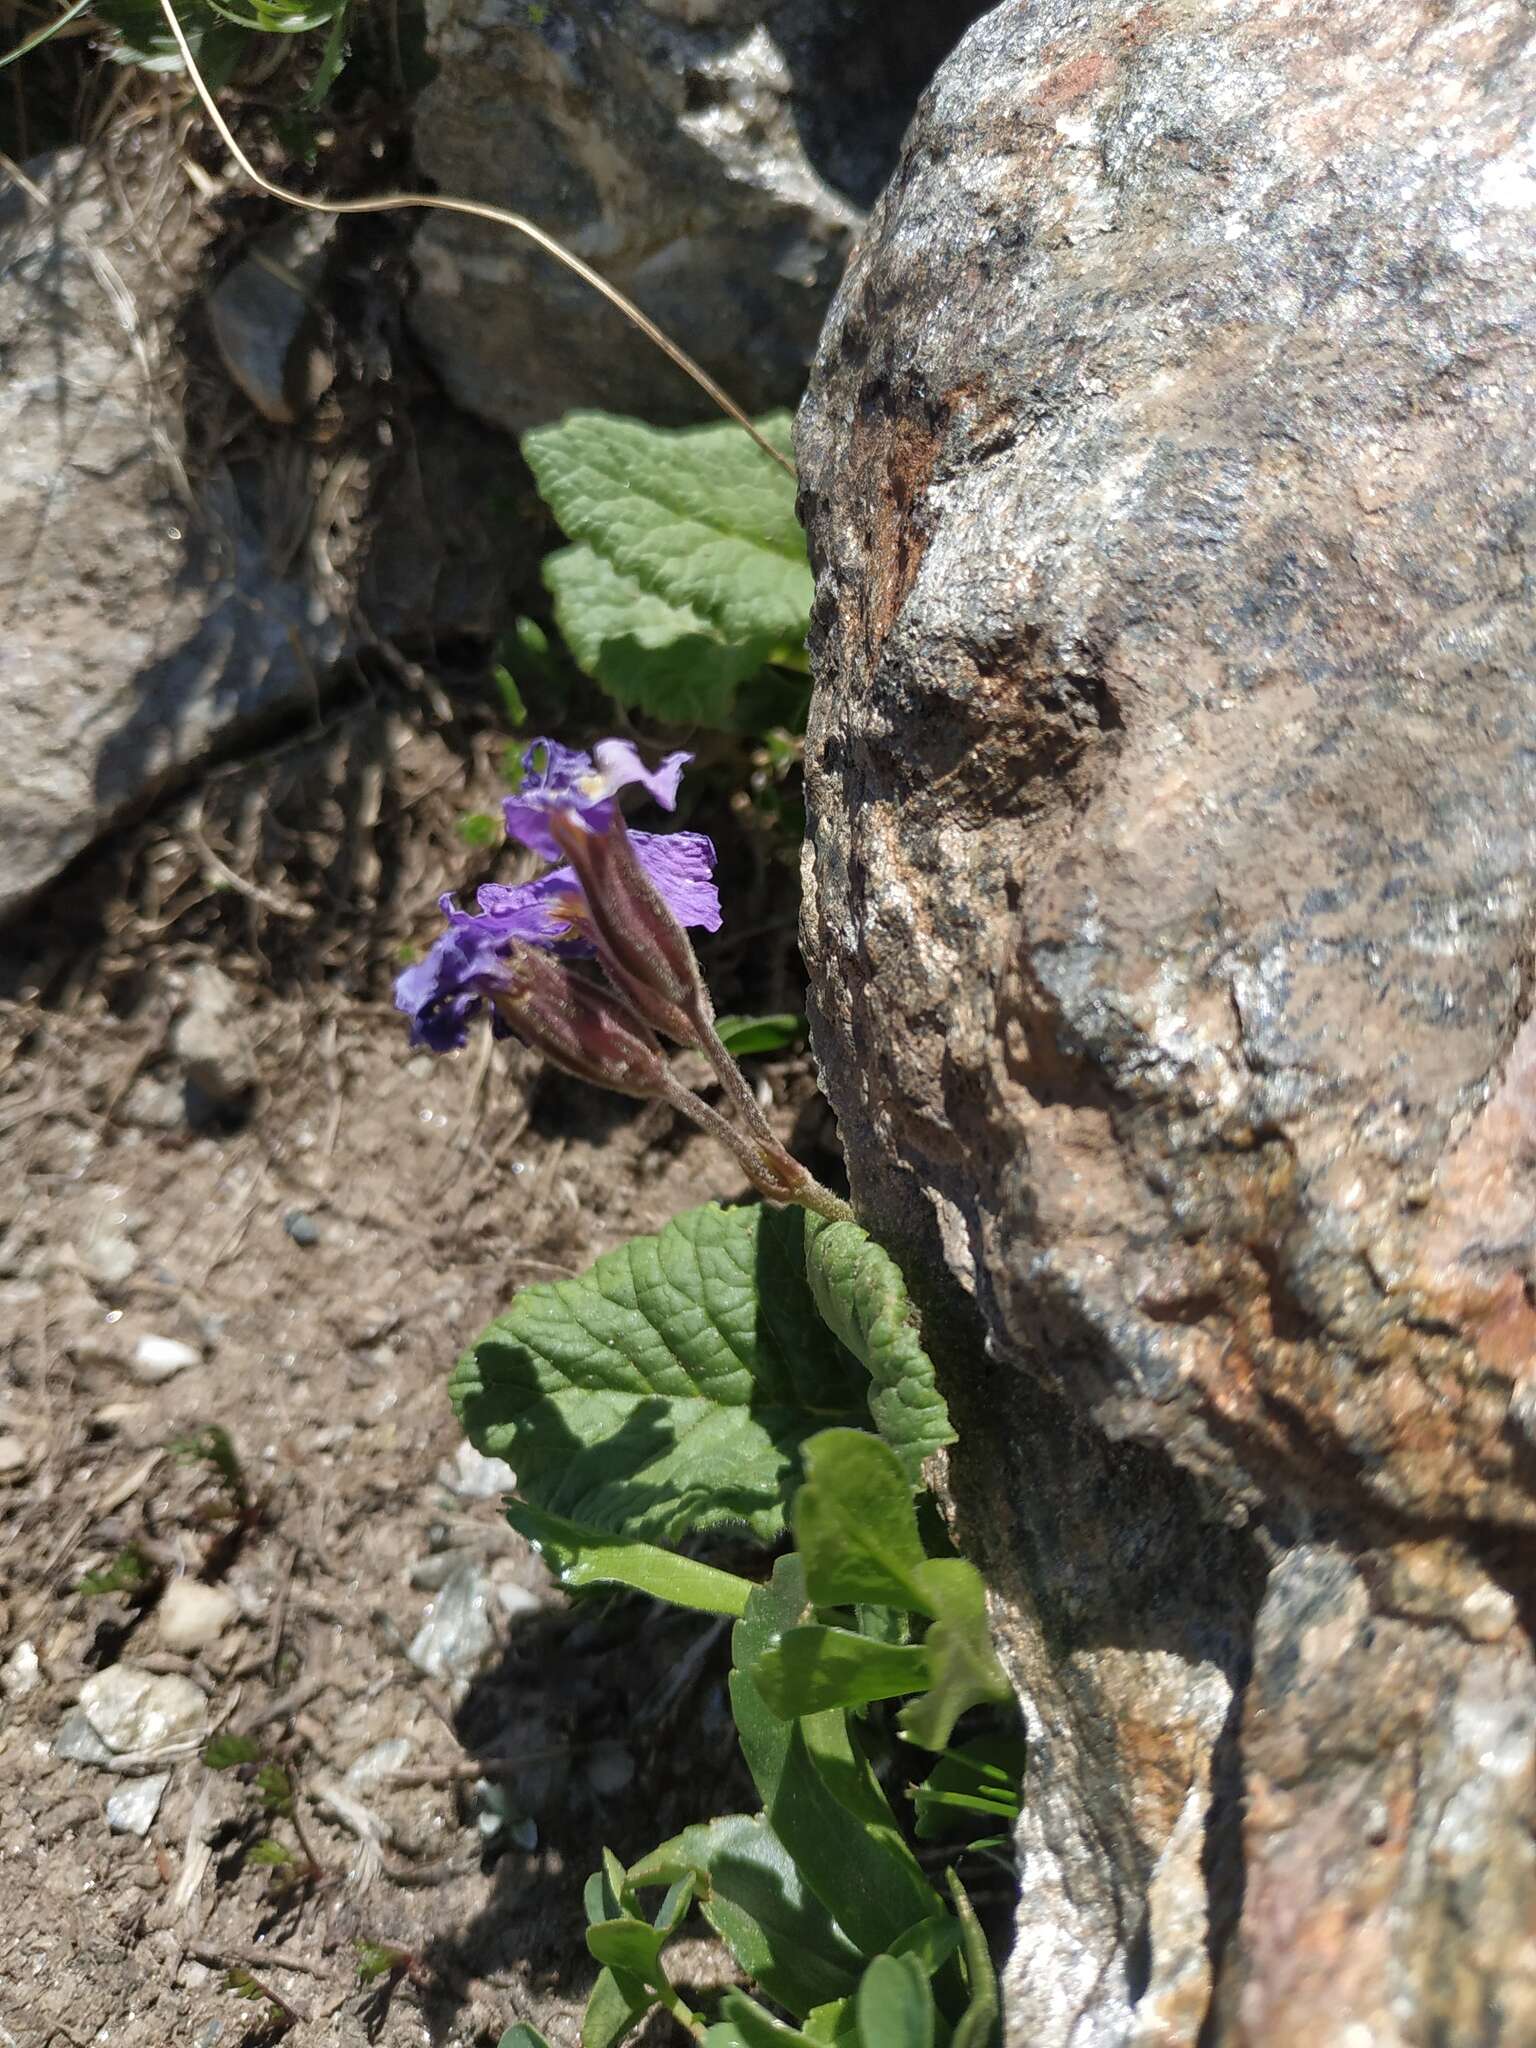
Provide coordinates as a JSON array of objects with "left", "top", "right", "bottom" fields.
[
  {"left": 2, "top": 1640, "right": 40, "bottom": 1699},
  {"left": 106, "top": 1771, "right": 170, "bottom": 1837},
  {"left": 155, "top": 1580, "right": 238, "bottom": 1654},
  {"left": 79, "top": 1665, "right": 207, "bottom": 1754},
  {"left": 131, "top": 1335, "right": 202, "bottom": 1383},
  {"left": 0, "top": 1435, "right": 30, "bottom": 1479}
]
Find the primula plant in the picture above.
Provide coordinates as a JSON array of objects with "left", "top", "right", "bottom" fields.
[{"left": 399, "top": 738, "right": 1016, "bottom": 2047}]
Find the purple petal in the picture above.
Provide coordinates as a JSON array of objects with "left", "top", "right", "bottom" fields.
[
  {"left": 630, "top": 829, "right": 722, "bottom": 933},
  {"left": 591, "top": 740, "right": 690, "bottom": 814},
  {"left": 502, "top": 736, "right": 694, "bottom": 859}
]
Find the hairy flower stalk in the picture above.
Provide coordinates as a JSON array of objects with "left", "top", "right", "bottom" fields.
[{"left": 396, "top": 737, "right": 851, "bottom": 1225}]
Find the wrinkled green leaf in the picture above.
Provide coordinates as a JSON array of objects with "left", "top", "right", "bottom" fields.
[
  {"left": 523, "top": 410, "right": 810, "bottom": 725},
  {"left": 543, "top": 544, "right": 768, "bottom": 726},
  {"left": 947, "top": 1872, "right": 1002, "bottom": 2048},
  {"left": 855, "top": 1953, "right": 936, "bottom": 2048},
  {"left": 95, "top": 0, "right": 248, "bottom": 81},
  {"left": 452, "top": 1204, "right": 873, "bottom": 1545},
  {"left": 899, "top": 1561, "right": 1011, "bottom": 1753},
  {"left": 730, "top": 1559, "right": 944, "bottom": 1957},
  {"left": 752, "top": 1625, "right": 931, "bottom": 1718},
  {"left": 506, "top": 1502, "right": 752, "bottom": 1616},
  {"left": 629, "top": 1813, "right": 862, "bottom": 2018},
  {"left": 714, "top": 1014, "right": 804, "bottom": 1057},
  {"left": 802, "top": 1224, "right": 955, "bottom": 1480},
  {"left": 794, "top": 1431, "right": 931, "bottom": 1613}
]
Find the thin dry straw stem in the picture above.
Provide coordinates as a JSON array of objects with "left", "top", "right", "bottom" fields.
[{"left": 148, "top": 0, "right": 795, "bottom": 476}]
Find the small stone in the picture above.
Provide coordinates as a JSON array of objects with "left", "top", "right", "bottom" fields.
[
  {"left": 131, "top": 1335, "right": 202, "bottom": 1384},
  {"left": 2, "top": 1640, "right": 40, "bottom": 1699},
  {"left": 206, "top": 217, "right": 336, "bottom": 425},
  {"left": 106, "top": 1770, "right": 170, "bottom": 1837},
  {"left": 284, "top": 1210, "right": 320, "bottom": 1248},
  {"left": 495, "top": 1580, "right": 542, "bottom": 1622},
  {"left": 439, "top": 1439, "right": 516, "bottom": 1499},
  {"left": 81, "top": 1232, "right": 137, "bottom": 1289},
  {"left": 407, "top": 1561, "right": 495, "bottom": 1684},
  {"left": 346, "top": 1737, "right": 412, "bottom": 1787},
  {"left": 154, "top": 1580, "right": 238, "bottom": 1654},
  {"left": 172, "top": 964, "right": 257, "bottom": 1110},
  {"left": 53, "top": 1710, "right": 115, "bottom": 1765},
  {"left": 78, "top": 1665, "right": 207, "bottom": 1754},
  {"left": 0, "top": 1435, "right": 31, "bottom": 1480},
  {"left": 407, "top": 1552, "right": 462, "bottom": 1592},
  {"left": 588, "top": 1742, "right": 635, "bottom": 1797},
  {"left": 120, "top": 1072, "right": 186, "bottom": 1131}
]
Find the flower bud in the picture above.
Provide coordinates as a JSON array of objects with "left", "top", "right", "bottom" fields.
[
  {"left": 549, "top": 810, "right": 712, "bottom": 1047},
  {"left": 490, "top": 943, "right": 669, "bottom": 1101}
]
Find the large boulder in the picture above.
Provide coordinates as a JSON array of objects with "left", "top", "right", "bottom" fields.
[
  {"left": 408, "top": 0, "right": 989, "bottom": 431},
  {"left": 0, "top": 154, "right": 521, "bottom": 922},
  {"left": 796, "top": 2, "right": 1536, "bottom": 2042}
]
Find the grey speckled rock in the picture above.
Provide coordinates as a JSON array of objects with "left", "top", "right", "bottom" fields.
[
  {"left": 408, "top": 0, "right": 989, "bottom": 431},
  {"left": 0, "top": 155, "right": 349, "bottom": 922},
  {"left": 797, "top": 3, "right": 1536, "bottom": 2042}
]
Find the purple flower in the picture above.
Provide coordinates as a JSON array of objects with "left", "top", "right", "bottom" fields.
[
  {"left": 502, "top": 737, "right": 691, "bottom": 860},
  {"left": 394, "top": 742, "right": 720, "bottom": 1053},
  {"left": 394, "top": 876, "right": 578, "bottom": 1052}
]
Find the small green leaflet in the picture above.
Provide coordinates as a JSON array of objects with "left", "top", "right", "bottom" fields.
[
  {"left": 714, "top": 1014, "right": 805, "bottom": 1057},
  {"left": 451, "top": 1204, "right": 951, "bottom": 1545},
  {"left": 506, "top": 1502, "right": 753, "bottom": 1616},
  {"left": 522, "top": 410, "right": 812, "bottom": 726}
]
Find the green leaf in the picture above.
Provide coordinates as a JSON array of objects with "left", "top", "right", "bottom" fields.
[
  {"left": 794, "top": 1430, "right": 932, "bottom": 1613},
  {"left": 505, "top": 1502, "right": 752, "bottom": 1616},
  {"left": 585, "top": 1915, "right": 667, "bottom": 1982},
  {"left": 947, "top": 1872, "right": 1001, "bottom": 2048},
  {"left": 499, "top": 2028, "right": 556, "bottom": 2048},
  {"left": 356, "top": 1942, "right": 403, "bottom": 1985},
  {"left": 750, "top": 1626, "right": 932, "bottom": 1718},
  {"left": 245, "top": 1837, "right": 297, "bottom": 1868},
  {"left": 456, "top": 811, "right": 499, "bottom": 848},
  {"left": 522, "top": 410, "right": 810, "bottom": 725},
  {"left": 730, "top": 1559, "right": 945, "bottom": 1958},
  {"left": 804, "top": 2002, "right": 861, "bottom": 2046},
  {"left": 855, "top": 1953, "right": 936, "bottom": 2048},
  {"left": 543, "top": 543, "right": 770, "bottom": 726},
  {"left": 492, "top": 664, "right": 529, "bottom": 728},
  {"left": 888, "top": 1916, "right": 965, "bottom": 1977},
  {"left": 451, "top": 1204, "right": 871, "bottom": 1545},
  {"left": 580, "top": 1967, "right": 652, "bottom": 2048},
  {"left": 802, "top": 1224, "right": 955, "bottom": 1481},
  {"left": 77, "top": 1546, "right": 155, "bottom": 1597},
  {"left": 716, "top": 1993, "right": 823, "bottom": 2046},
  {"left": 202, "top": 1733, "right": 263, "bottom": 1771},
  {"left": 255, "top": 1762, "right": 295, "bottom": 1815},
  {"left": 898, "top": 1561, "right": 1011, "bottom": 1753},
  {"left": 714, "top": 1014, "right": 804, "bottom": 1057},
  {"left": 629, "top": 1813, "right": 863, "bottom": 2018},
  {"left": 912, "top": 1737, "right": 1025, "bottom": 1843}
]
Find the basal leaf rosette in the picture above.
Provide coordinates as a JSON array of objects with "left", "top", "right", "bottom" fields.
[{"left": 450, "top": 1203, "right": 954, "bottom": 1547}]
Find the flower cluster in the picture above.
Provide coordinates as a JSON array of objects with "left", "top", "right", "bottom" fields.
[
  {"left": 395, "top": 739, "right": 719, "bottom": 1056},
  {"left": 395, "top": 736, "right": 849, "bottom": 1221}
]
